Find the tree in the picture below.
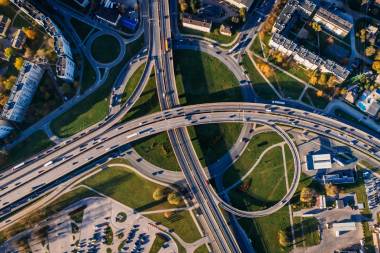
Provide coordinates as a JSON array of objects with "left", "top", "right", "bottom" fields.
[
  {"left": 318, "top": 73, "right": 328, "bottom": 85},
  {"left": 164, "top": 211, "right": 173, "bottom": 218},
  {"left": 259, "top": 63, "right": 274, "bottom": 78},
  {"left": 179, "top": 2, "right": 189, "bottom": 13},
  {"left": 4, "top": 47, "right": 14, "bottom": 59},
  {"left": 189, "top": 0, "right": 199, "bottom": 13},
  {"left": 153, "top": 188, "right": 166, "bottom": 201},
  {"left": 13, "top": 57, "right": 24, "bottom": 70},
  {"left": 239, "top": 8, "right": 247, "bottom": 23},
  {"left": 325, "top": 183, "right": 338, "bottom": 197},
  {"left": 309, "top": 74, "right": 318, "bottom": 85},
  {"left": 372, "top": 61, "right": 380, "bottom": 74},
  {"left": 3, "top": 76, "right": 16, "bottom": 91},
  {"left": 375, "top": 50, "right": 380, "bottom": 61},
  {"left": 278, "top": 230, "right": 289, "bottom": 247},
  {"left": 231, "top": 16, "right": 240, "bottom": 24},
  {"left": 0, "top": 0, "right": 9, "bottom": 6},
  {"left": 327, "top": 75, "right": 337, "bottom": 87},
  {"left": 316, "top": 90, "right": 324, "bottom": 97},
  {"left": 167, "top": 192, "right": 181, "bottom": 205},
  {"left": 359, "top": 28, "right": 366, "bottom": 43},
  {"left": 23, "top": 47, "right": 33, "bottom": 59},
  {"left": 300, "top": 187, "right": 314, "bottom": 204},
  {"left": 310, "top": 21, "right": 321, "bottom": 32},
  {"left": 22, "top": 27, "right": 38, "bottom": 40},
  {"left": 365, "top": 46, "right": 376, "bottom": 57}
]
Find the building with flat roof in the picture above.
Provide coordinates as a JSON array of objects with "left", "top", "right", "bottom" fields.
[
  {"left": 272, "top": 0, "right": 299, "bottom": 33},
  {"left": 11, "top": 0, "right": 75, "bottom": 82},
  {"left": 268, "top": 33, "right": 298, "bottom": 56},
  {"left": 356, "top": 89, "right": 380, "bottom": 119},
  {"left": 298, "top": 0, "right": 317, "bottom": 17},
  {"left": 306, "top": 153, "right": 332, "bottom": 170},
  {"left": 182, "top": 14, "right": 212, "bottom": 33},
  {"left": 223, "top": 0, "right": 254, "bottom": 9},
  {"left": 293, "top": 46, "right": 324, "bottom": 70},
  {"left": 1, "top": 61, "right": 44, "bottom": 123},
  {"left": 322, "top": 170, "right": 356, "bottom": 184},
  {"left": 321, "top": 60, "right": 351, "bottom": 83},
  {"left": 11, "top": 29, "right": 26, "bottom": 50},
  {"left": 56, "top": 56, "right": 75, "bottom": 82},
  {"left": 95, "top": 1, "right": 121, "bottom": 26},
  {"left": 0, "top": 15, "right": 11, "bottom": 38},
  {"left": 332, "top": 222, "right": 357, "bottom": 237},
  {"left": 312, "top": 7, "right": 353, "bottom": 37}
]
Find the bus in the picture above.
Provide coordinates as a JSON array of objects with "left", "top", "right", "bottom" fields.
[{"left": 165, "top": 38, "right": 170, "bottom": 52}]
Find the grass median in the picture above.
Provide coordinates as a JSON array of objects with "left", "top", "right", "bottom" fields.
[
  {"left": 91, "top": 35, "right": 121, "bottom": 64},
  {"left": 174, "top": 49, "right": 243, "bottom": 167}
]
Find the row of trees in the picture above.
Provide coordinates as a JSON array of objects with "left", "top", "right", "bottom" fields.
[
  {"left": 300, "top": 183, "right": 339, "bottom": 206},
  {"left": 153, "top": 188, "right": 182, "bottom": 206},
  {"left": 179, "top": 0, "right": 200, "bottom": 14}
]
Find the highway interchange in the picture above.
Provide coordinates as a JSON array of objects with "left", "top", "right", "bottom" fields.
[{"left": 1, "top": 0, "right": 380, "bottom": 252}]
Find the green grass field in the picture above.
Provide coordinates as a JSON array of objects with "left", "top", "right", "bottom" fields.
[
  {"left": 1, "top": 131, "right": 54, "bottom": 170},
  {"left": 83, "top": 166, "right": 179, "bottom": 211},
  {"left": 146, "top": 210, "right": 201, "bottom": 243},
  {"left": 222, "top": 132, "right": 284, "bottom": 188},
  {"left": 121, "top": 63, "right": 146, "bottom": 104},
  {"left": 70, "top": 18, "right": 94, "bottom": 41},
  {"left": 80, "top": 56, "right": 97, "bottom": 93},
  {"left": 91, "top": 35, "right": 121, "bottom": 63},
  {"left": 51, "top": 37, "right": 143, "bottom": 137},
  {"left": 242, "top": 54, "right": 279, "bottom": 100},
  {"left": 133, "top": 132, "right": 181, "bottom": 171},
  {"left": 121, "top": 69, "right": 158, "bottom": 123},
  {"left": 194, "top": 244, "right": 209, "bottom": 253},
  {"left": 301, "top": 88, "right": 330, "bottom": 109},
  {"left": 269, "top": 69, "right": 305, "bottom": 100},
  {"left": 293, "top": 217, "right": 320, "bottom": 247},
  {"left": 174, "top": 50, "right": 242, "bottom": 105},
  {"left": 239, "top": 207, "right": 292, "bottom": 253},
  {"left": 228, "top": 145, "right": 294, "bottom": 211},
  {"left": 187, "top": 123, "right": 243, "bottom": 167}
]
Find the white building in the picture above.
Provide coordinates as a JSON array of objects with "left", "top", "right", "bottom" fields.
[
  {"left": 1, "top": 61, "right": 44, "bottom": 123},
  {"left": 54, "top": 35, "right": 73, "bottom": 59},
  {"left": 0, "top": 15, "right": 11, "bottom": 38},
  {"left": 182, "top": 14, "right": 212, "bottom": 33},
  {"left": 56, "top": 56, "right": 75, "bottom": 82},
  {"left": 332, "top": 222, "right": 357, "bottom": 237},
  {"left": 222, "top": 0, "right": 254, "bottom": 9},
  {"left": 312, "top": 7, "right": 353, "bottom": 37},
  {"left": 293, "top": 47, "right": 324, "bottom": 71},
  {"left": 268, "top": 33, "right": 297, "bottom": 56}
]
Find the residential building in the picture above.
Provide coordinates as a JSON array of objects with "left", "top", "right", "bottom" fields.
[
  {"left": 293, "top": 46, "right": 324, "bottom": 70},
  {"left": 74, "top": 0, "right": 90, "bottom": 8},
  {"left": 332, "top": 222, "right": 357, "bottom": 237},
  {"left": 56, "top": 56, "right": 75, "bottom": 82},
  {"left": 356, "top": 88, "right": 380, "bottom": 119},
  {"left": 272, "top": 0, "right": 299, "bottom": 33},
  {"left": 0, "top": 15, "right": 11, "bottom": 38},
  {"left": 343, "top": 85, "right": 359, "bottom": 104},
  {"left": 95, "top": 1, "right": 121, "bottom": 26},
  {"left": 0, "top": 120, "right": 14, "bottom": 139},
  {"left": 220, "top": 24, "right": 233, "bottom": 37},
  {"left": 268, "top": 33, "right": 297, "bottom": 56},
  {"left": 11, "top": 29, "right": 27, "bottom": 50},
  {"left": 11, "top": 0, "right": 75, "bottom": 82},
  {"left": 335, "top": 199, "right": 344, "bottom": 209},
  {"left": 54, "top": 35, "right": 73, "bottom": 59},
  {"left": 297, "top": 0, "right": 317, "bottom": 17},
  {"left": 1, "top": 61, "right": 44, "bottom": 123},
  {"left": 321, "top": 60, "right": 351, "bottom": 83},
  {"left": 182, "top": 14, "right": 212, "bottom": 33},
  {"left": 312, "top": 7, "right": 353, "bottom": 37},
  {"left": 223, "top": 0, "right": 254, "bottom": 9}
]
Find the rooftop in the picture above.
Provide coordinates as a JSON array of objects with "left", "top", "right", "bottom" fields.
[
  {"left": 314, "top": 7, "right": 353, "bottom": 33},
  {"left": 182, "top": 13, "right": 212, "bottom": 29}
]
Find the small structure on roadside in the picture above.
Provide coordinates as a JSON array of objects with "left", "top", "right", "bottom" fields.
[
  {"left": 182, "top": 13, "right": 212, "bottom": 33},
  {"left": 220, "top": 24, "right": 233, "bottom": 37}
]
